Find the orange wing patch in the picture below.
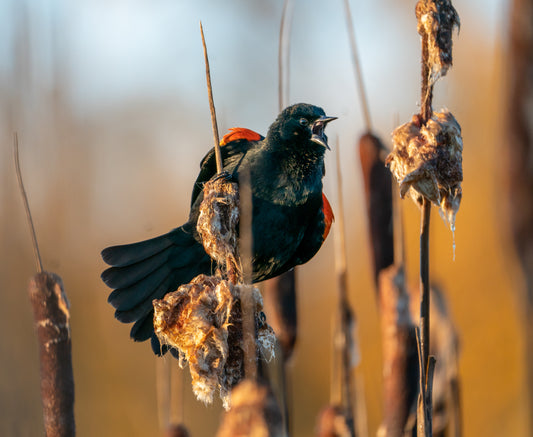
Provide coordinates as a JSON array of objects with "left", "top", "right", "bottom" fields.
[
  {"left": 220, "top": 128, "right": 262, "bottom": 146},
  {"left": 322, "top": 193, "right": 334, "bottom": 240}
]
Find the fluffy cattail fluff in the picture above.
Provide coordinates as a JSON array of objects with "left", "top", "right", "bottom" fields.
[
  {"left": 197, "top": 178, "right": 241, "bottom": 280},
  {"left": 416, "top": 0, "right": 460, "bottom": 85},
  {"left": 153, "top": 274, "right": 276, "bottom": 410},
  {"left": 386, "top": 110, "right": 463, "bottom": 230},
  {"left": 216, "top": 380, "right": 283, "bottom": 437}
]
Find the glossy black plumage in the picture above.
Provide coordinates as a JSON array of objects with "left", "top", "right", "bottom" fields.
[{"left": 101, "top": 103, "right": 335, "bottom": 355}]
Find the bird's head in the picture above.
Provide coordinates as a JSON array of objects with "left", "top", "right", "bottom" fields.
[{"left": 267, "top": 103, "right": 337, "bottom": 151}]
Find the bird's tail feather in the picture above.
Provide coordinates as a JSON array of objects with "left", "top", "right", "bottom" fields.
[{"left": 101, "top": 224, "right": 211, "bottom": 355}]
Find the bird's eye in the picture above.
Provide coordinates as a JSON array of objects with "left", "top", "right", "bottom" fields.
[{"left": 299, "top": 118, "right": 309, "bottom": 126}]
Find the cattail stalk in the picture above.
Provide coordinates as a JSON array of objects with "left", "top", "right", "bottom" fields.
[
  {"left": 386, "top": 2, "right": 460, "bottom": 435},
  {"left": 332, "top": 146, "right": 356, "bottom": 437},
  {"left": 239, "top": 167, "right": 257, "bottom": 381},
  {"left": 15, "top": 135, "right": 75, "bottom": 436}
]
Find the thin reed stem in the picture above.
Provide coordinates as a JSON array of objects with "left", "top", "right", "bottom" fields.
[
  {"left": 200, "top": 22, "right": 223, "bottom": 174},
  {"left": 419, "top": 199, "right": 431, "bottom": 374},
  {"left": 13, "top": 133, "right": 43, "bottom": 273},
  {"left": 333, "top": 145, "right": 356, "bottom": 437},
  {"left": 420, "top": 34, "right": 433, "bottom": 124},
  {"left": 343, "top": 0, "right": 372, "bottom": 131},
  {"left": 239, "top": 167, "right": 257, "bottom": 381},
  {"left": 278, "top": 0, "right": 292, "bottom": 111},
  {"left": 417, "top": 198, "right": 432, "bottom": 437}
]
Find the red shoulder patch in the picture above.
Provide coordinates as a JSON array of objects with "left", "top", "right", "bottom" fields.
[
  {"left": 220, "top": 128, "right": 262, "bottom": 146},
  {"left": 322, "top": 193, "right": 334, "bottom": 240}
]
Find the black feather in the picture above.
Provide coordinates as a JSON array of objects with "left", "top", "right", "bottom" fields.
[
  {"left": 102, "top": 249, "right": 170, "bottom": 289},
  {"left": 114, "top": 275, "right": 173, "bottom": 323},
  {"left": 101, "top": 233, "right": 174, "bottom": 267},
  {"left": 130, "top": 312, "right": 154, "bottom": 342}
]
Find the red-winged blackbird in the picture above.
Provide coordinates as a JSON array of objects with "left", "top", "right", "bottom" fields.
[{"left": 101, "top": 103, "right": 336, "bottom": 355}]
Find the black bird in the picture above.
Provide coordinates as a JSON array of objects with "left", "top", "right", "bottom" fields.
[{"left": 101, "top": 103, "right": 336, "bottom": 355}]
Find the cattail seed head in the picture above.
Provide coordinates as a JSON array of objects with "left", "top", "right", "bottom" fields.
[
  {"left": 416, "top": 0, "right": 460, "bottom": 85},
  {"left": 153, "top": 274, "right": 275, "bottom": 410},
  {"left": 197, "top": 178, "right": 241, "bottom": 280},
  {"left": 386, "top": 110, "right": 463, "bottom": 230}
]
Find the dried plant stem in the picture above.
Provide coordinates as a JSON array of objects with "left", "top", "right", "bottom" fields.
[
  {"left": 272, "top": 3, "right": 297, "bottom": 434},
  {"left": 416, "top": 328, "right": 436, "bottom": 437},
  {"left": 343, "top": 0, "right": 372, "bottom": 131},
  {"left": 170, "top": 369, "right": 185, "bottom": 425},
  {"left": 333, "top": 146, "right": 356, "bottom": 437},
  {"left": 261, "top": 274, "right": 294, "bottom": 435},
  {"left": 200, "top": 21, "right": 241, "bottom": 289},
  {"left": 13, "top": 133, "right": 43, "bottom": 273},
  {"left": 420, "top": 34, "right": 433, "bottom": 124},
  {"left": 200, "top": 22, "right": 222, "bottom": 174},
  {"left": 271, "top": 0, "right": 298, "bottom": 364},
  {"left": 417, "top": 198, "right": 432, "bottom": 437},
  {"left": 156, "top": 358, "right": 187, "bottom": 433},
  {"left": 159, "top": 362, "right": 186, "bottom": 434},
  {"left": 278, "top": 0, "right": 292, "bottom": 110},
  {"left": 156, "top": 358, "right": 171, "bottom": 431},
  {"left": 419, "top": 199, "right": 431, "bottom": 374},
  {"left": 239, "top": 167, "right": 257, "bottom": 381},
  {"left": 392, "top": 183, "right": 406, "bottom": 269}
]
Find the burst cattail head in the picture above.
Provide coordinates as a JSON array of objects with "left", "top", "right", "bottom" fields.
[
  {"left": 153, "top": 274, "right": 275, "bottom": 410},
  {"left": 386, "top": 110, "right": 462, "bottom": 229},
  {"left": 416, "top": 0, "right": 460, "bottom": 85},
  {"left": 216, "top": 380, "right": 283, "bottom": 437},
  {"left": 197, "top": 177, "right": 241, "bottom": 280}
]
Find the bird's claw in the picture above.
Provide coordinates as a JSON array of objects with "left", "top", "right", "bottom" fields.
[{"left": 212, "top": 171, "right": 232, "bottom": 182}]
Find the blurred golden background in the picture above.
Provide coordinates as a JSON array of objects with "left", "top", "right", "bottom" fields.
[{"left": 0, "top": 0, "right": 525, "bottom": 436}]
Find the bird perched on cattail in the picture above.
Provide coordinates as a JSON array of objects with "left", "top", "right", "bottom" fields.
[{"left": 101, "top": 103, "right": 336, "bottom": 355}]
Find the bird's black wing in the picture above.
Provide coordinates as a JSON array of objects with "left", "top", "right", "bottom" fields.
[
  {"left": 190, "top": 132, "right": 264, "bottom": 207},
  {"left": 279, "top": 193, "right": 333, "bottom": 269}
]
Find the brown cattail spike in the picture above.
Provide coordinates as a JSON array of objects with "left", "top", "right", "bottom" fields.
[
  {"left": 29, "top": 272, "right": 75, "bottom": 437},
  {"left": 377, "top": 265, "right": 418, "bottom": 437},
  {"left": 358, "top": 133, "right": 394, "bottom": 283},
  {"left": 316, "top": 405, "right": 353, "bottom": 437},
  {"left": 216, "top": 380, "right": 283, "bottom": 437},
  {"left": 165, "top": 424, "right": 191, "bottom": 437}
]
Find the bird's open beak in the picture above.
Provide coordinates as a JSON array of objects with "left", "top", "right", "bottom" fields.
[{"left": 311, "top": 116, "right": 337, "bottom": 150}]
